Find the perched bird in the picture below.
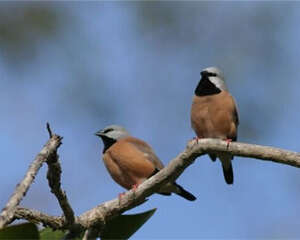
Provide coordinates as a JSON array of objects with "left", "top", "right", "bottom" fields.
[
  {"left": 190, "top": 67, "right": 239, "bottom": 184},
  {"left": 95, "top": 125, "right": 196, "bottom": 201}
]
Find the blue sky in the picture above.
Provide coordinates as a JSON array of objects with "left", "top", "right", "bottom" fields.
[{"left": 1, "top": 2, "right": 300, "bottom": 238}]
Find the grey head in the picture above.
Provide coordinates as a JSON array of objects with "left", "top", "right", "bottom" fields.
[
  {"left": 201, "top": 66, "right": 227, "bottom": 91},
  {"left": 95, "top": 125, "right": 130, "bottom": 141},
  {"left": 95, "top": 125, "right": 130, "bottom": 153}
]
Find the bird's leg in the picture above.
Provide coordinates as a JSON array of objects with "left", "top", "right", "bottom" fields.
[
  {"left": 193, "top": 136, "right": 202, "bottom": 144},
  {"left": 131, "top": 183, "right": 139, "bottom": 191},
  {"left": 225, "top": 139, "right": 232, "bottom": 149},
  {"left": 118, "top": 192, "right": 125, "bottom": 204},
  {"left": 130, "top": 183, "right": 139, "bottom": 198}
]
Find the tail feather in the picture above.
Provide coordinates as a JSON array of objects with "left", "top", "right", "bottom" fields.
[
  {"left": 173, "top": 183, "right": 196, "bottom": 201},
  {"left": 157, "top": 192, "right": 171, "bottom": 196},
  {"left": 221, "top": 160, "right": 234, "bottom": 185}
]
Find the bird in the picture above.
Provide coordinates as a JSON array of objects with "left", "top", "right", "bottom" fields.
[
  {"left": 190, "top": 67, "right": 239, "bottom": 184},
  {"left": 95, "top": 125, "right": 196, "bottom": 201}
]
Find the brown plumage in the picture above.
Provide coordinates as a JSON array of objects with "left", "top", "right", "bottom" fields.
[
  {"left": 190, "top": 67, "right": 239, "bottom": 184},
  {"left": 103, "top": 136, "right": 161, "bottom": 189},
  {"left": 191, "top": 91, "right": 238, "bottom": 141},
  {"left": 95, "top": 125, "right": 196, "bottom": 201}
]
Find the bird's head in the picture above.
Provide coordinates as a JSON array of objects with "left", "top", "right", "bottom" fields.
[{"left": 200, "top": 66, "right": 227, "bottom": 91}]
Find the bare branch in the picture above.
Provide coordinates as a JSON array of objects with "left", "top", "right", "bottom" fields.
[
  {"left": 0, "top": 133, "right": 63, "bottom": 229},
  {"left": 78, "top": 138, "right": 300, "bottom": 228},
  {"left": 4, "top": 138, "right": 300, "bottom": 234},
  {"left": 14, "top": 207, "right": 65, "bottom": 230},
  {"left": 46, "top": 152, "right": 75, "bottom": 226},
  {"left": 188, "top": 138, "right": 300, "bottom": 168}
]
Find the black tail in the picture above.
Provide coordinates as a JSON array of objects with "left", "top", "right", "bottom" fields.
[
  {"left": 222, "top": 161, "right": 234, "bottom": 185},
  {"left": 174, "top": 183, "right": 196, "bottom": 201},
  {"left": 157, "top": 192, "right": 171, "bottom": 196}
]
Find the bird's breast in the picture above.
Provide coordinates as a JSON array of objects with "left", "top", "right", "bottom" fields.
[{"left": 191, "top": 92, "right": 236, "bottom": 139}]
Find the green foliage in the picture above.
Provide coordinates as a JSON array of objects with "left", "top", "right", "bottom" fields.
[
  {"left": 0, "top": 209, "right": 156, "bottom": 240},
  {"left": 0, "top": 222, "right": 39, "bottom": 239},
  {"left": 0, "top": 4, "right": 62, "bottom": 65},
  {"left": 39, "top": 228, "right": 65, "bottom": 240},
  {"left": 39, "top": 228, "right": 83, "bottom": 240},
  {"left": 100, "top": 208, "right": 156, "bottom": 240},
  {"left": 38, "top": 208, "right": 156, "bottom": 240}
]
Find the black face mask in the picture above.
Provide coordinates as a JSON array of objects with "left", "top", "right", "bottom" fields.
[
  {"left": 194, "top": 75, "right": 221, "bottom": 96},
  {"left": 99, "top": 135, "right": 117, "bottom": 153}
]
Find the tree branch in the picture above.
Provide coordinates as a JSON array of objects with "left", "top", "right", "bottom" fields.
[
  {"left": 4, "top": 138, "right": 300, "bottom": 235},
  {"left": 192, "top": 139, "right": 300, "bottom": 168},
  {"left": 0, "top": 133, "right": 63, "bottom": 229},
  {"left": 76, "top": 139, "right": 300, "bottom": 229},
  {"left": 44, "top": 123, "right": 75, "bottom": 229},
  {"left": 46, "top": 146, "right": 75, "bottom": 226},
  {"left": 13, "top": 207, "right": 65, "bottom": 230}
]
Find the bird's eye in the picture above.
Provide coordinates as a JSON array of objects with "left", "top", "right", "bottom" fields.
[
  {"left": 207, "top": 72, "right": 217, "bottom": 77},
  {"left": 103, "top": 128, "right": 113, "bottom": 133},
  {"left": 201, "top": 71, "right": 217, "bottom": 77}
]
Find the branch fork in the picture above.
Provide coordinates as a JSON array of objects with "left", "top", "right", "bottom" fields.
[{"left": 1, "top": 125, "right": 300, "bottom": 237}]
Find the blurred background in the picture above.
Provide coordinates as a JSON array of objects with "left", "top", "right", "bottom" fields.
[{"left": 1, "top": 1, "right": 300, "bottom": 238}]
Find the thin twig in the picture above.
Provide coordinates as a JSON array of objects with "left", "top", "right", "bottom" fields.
[
  {"left": 45, "top": 125, "right": 75, "bottom": 226},
  {"left": 0, "top": 129, "right": 63, "bottom": 229},
  {"left": 46, "top": 122, "right": 53, "bottom": 138},
  {"left": 46, "top": 158, "right": 75, "bottom": 226}
]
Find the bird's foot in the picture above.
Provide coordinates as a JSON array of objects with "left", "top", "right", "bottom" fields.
[
  {"left": 187, "top": 136, "right": 201, "bottom": 149},
  {"left": 225, "top": 139, "right": 232, "bottom": 149}
]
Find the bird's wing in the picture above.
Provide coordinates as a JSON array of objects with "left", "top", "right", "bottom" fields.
[
  {"left": 124, "top": 136, "right": 164, "bottom": 170},
  {"left": 230, "top": 96, "right": 239, "bottom": 141}
]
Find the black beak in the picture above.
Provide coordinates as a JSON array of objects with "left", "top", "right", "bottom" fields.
[
  {"left": 95, "top": 130, "right": 104, "bottom": 137},
  {"left": 200, "top": 70, "right": 208, "bottom": 77}
]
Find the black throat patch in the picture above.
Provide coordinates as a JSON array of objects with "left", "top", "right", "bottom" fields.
[
  {"left": 194, "top": 76, "right": 221, "bottom": 96},
  {"left": 100, "top": 135, "right": 117, "bottom": 153}
]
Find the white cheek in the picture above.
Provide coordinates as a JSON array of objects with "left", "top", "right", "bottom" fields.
[{"left": 210, "top": 78, "right": 227, "bottom": 91}]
